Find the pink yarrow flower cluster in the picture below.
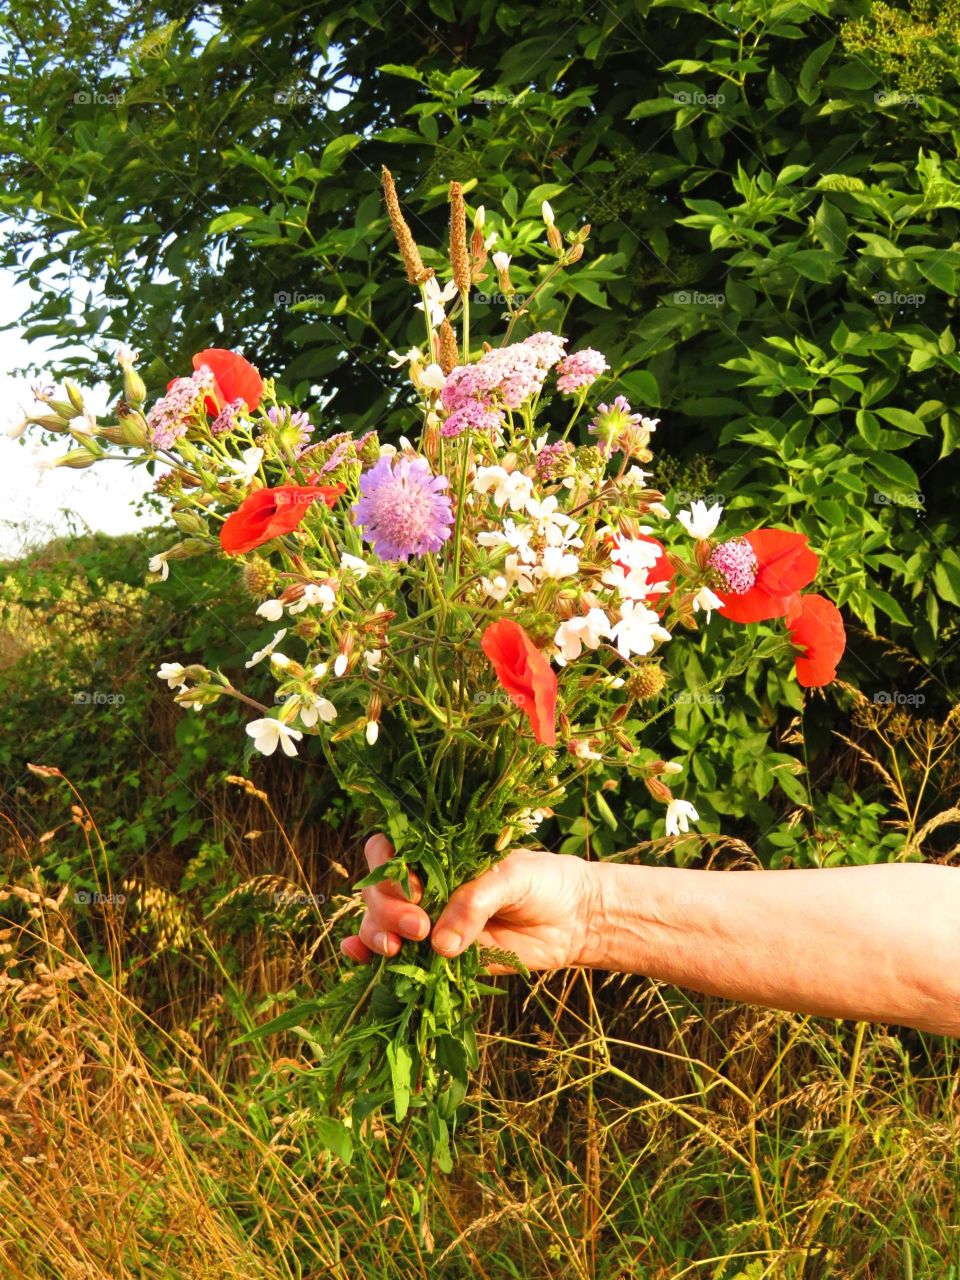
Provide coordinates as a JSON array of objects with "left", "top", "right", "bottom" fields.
[
  {"left": 210, "top": 397, "right": 246, "bottom": 437},
  {"left": 556, "top": 348, "right": 609, "bottom": 394},
  {"left": 147, "top": 368, "right": 216, "bottom": 449},
  {"left": 442, "top": 341, "right": 550, "bottom": 415}
]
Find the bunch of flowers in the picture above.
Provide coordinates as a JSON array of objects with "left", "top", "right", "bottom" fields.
[{"left": 21, "top": 174, "right": 845, "bottom": 1181}]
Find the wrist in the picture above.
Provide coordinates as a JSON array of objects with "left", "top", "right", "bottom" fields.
[{"left": 574, "top": 859, "right": 632, "bottom": 969}]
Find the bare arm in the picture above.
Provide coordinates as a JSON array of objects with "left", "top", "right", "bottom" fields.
[
  {"left": 342, "top": 838, "right": 960, "bottom": 1037},
  {"left": 580, "top": 861, "right": 960, "bottom": 1037}
]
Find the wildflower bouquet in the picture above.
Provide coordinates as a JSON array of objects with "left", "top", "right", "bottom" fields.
[{"left": 22, "top": 172, "right": 845, "bottom": 1176}]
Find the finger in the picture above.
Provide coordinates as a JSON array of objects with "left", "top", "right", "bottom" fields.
[
  {"left": 432, "top": 861, "right": 527, "bottom": 957},
  {"left": 358, "top": 914, "right": 403, "bottom": 957},
  {"left": 341, "top": 934, "right": 373, "bottom": 963},
  {"left": 358, "top": 889, "right": 431, "bottom": 942},
  {"left": 362, "top": 833, "right": 423, "bottom": 904}
]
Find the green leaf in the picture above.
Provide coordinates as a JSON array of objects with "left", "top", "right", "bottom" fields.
[
  {"left": 207, "top": 211, "right": 254, "bottom": 234},
  {"left": 313, "top": 1117, "right": 353, "bottom": 1164},
  {"left": 386, "top": 1038, "right": 413, "bottom": 1120}
]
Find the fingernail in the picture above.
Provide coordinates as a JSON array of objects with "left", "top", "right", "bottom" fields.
[
  {"left": 433, "top": 929, "right": 462, "bottom": 955},
  {"left": 373, "top": 931, "right": 390, "bottom": 953},
  {"left": 400, "top": 911, "right": 428, "bottom": 940}
]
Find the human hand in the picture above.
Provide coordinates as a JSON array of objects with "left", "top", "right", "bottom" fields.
[{"left": 340, "top": 833, "right": 598, "bottom": 974}]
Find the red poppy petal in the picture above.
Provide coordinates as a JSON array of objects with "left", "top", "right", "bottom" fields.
[
  {"left": 718, "top": 529, "right": 819, "bottom": 623},
  {"left": 219, "top": 484, "right": 344, "bottom": 554},
  {"left": 192, "top": 349, "right": 264, "bottom": 412},
  {"left": 481, "top": 620, "right": 557, "bottom": 746},
  {"left": 786, "top": 593, "right": 846, "bottom": 687}
]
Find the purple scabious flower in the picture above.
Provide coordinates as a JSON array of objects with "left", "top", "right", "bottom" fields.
[
  {"left": 352, "top": 455, "right": 454, "bottom": 562},
  {"left": 556, "top": 348, "right": 609, "bottom": 394},
  {"left": 147, "top": 368, "right": 216, "bottom": 449},
  {"left": 709, "top": 538, "right": 758, "bottom": 595},
  {"left": 441, "top": 401, "right": 505, "bottom": 439}
]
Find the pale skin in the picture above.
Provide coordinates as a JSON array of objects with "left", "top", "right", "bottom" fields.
[{"left": 341, "top": 835, "right": 960, "bottom": 1037}]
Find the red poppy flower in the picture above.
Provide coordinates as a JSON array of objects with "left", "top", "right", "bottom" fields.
[
  {"left": 481, "top": 619, "right": 558, "bottom": 746},
  {"left": 717, "top": 529, "right": 819, "bottom": 624},
  {"left": 219, "top": 484, "right": 345, "bottom": 554},
  {"left": 785, "top": 593, "right": 846, "bottom": 687},
  {"left": 192, "top": 349, "right": 264, "bottom": 414}
]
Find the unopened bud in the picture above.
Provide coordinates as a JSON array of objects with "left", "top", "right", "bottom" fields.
[
  {"left": 171, "top": 510, "right": 207, "bottom": 536},
  {"left": 64, "top": 380, "right": 86, "bottom": 414},
  {"left": 695, "top": 539, "right": 712, "bottom": 569},
  {"left": 547, "top": 223, "right": 564, "bottom": 253},
  {"left": 165, "top": 538, "right": 209, "bottom": 560},
  {"left": 28, "top": 413, "right": 71, "bottom": 431},
  {"left": 117, "top": 404, "right": 148, "bottom": 447},
  {"left": 645, "top": 777, "right": 673, "bottom": 804},
  {"left": 565, "top": 243, "right": 584, "bottom": 264},
  {"left": 55, "top": 448, "right": 99, "bottom": 469},
  {"left": 495, "top": 826, "right": 514, "bottom": 852},
  {"left": 123, "top": 366, "right": 147, "bottom": 406}
]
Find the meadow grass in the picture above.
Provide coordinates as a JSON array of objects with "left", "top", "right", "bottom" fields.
[{"left": 1, "top": 797, "right": 956, "bottom": 1280}]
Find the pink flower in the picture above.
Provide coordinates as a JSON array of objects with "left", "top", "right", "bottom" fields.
[
  {"left": 556, "top": 348, "right": 609, "bottom": 394},
  {"left": 522, "top": 331, "right": 568, "bottom": 369},
  {"left": 440, "top": 401, "right": 505, "bottom": 439}
]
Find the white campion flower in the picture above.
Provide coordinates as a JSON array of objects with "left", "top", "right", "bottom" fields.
[
  {"left": 312, "top": 662, "right": 329, "bottom": 678},
  {"left": 677, "top": 500, "right": 722, "bottom": 540},
  {"left": 473, "top": 466, "right": 534, "bottom": 512},
  {"left": 245, "top": 628, "right": 287, "bottom": 668},
  {"left": 387, "top": 346, "right": 424, "bottom": 368},
  {"left": 482, "top": 552, "right": 536, "bottom": 600},
  {"left": 477, "top": 518, "right": 536, "bottom": 564},
  {"left": 484, "top": 230, "right": 497, "bottom": 250},
  {"left": 541, "top": 200, "right": 555, "bottom": 227},
  {"left": 288, "top": 582, "right": 336, "bottom": 615},
  {"left": 256, "top": 598, "right": 284, "bottom": 622},
  {"left": 148, "top": 553, "right": 170, "bottom": 581},
  {"left": 692, "top": 586, "right": 724, "bottom": 619},
  {"left": 115, "top": 345, "right": 139, "bottom": 369},
  {"left": 516, "top": 807, "right": 546, "bottom": 834},
  {"left": 415, "top": 277, "right": 458, "bottom": 326},
  {"left": 523, "top": 495, "right": 582, "bottom": 548},
  {"left": 492, "top": 251, "right": 511, "bottom": 273},
  {"left": 665, "top": 798, "right": 699, "bottom": 837},
  {"left": 619, "top": 465, "right": 653, "bottom": 489},
  {"left": 365, "top": 720, "right": 379, "bottom": 746},
  {"left": 554, "top": 609, "right": 612, "bottom": 662},
  {"left": 245, "top": 718, "right": 303, "bottom": 758},
  {"left": 571, "top": 738, "right": 602, "bottom": 761},
  {"left": 299, "top": 696, "right": 337, "bottom": 728},
  {"left": 340, "top": 552, "right": 370, "bottom": 579},
  {"left": 474, "top": 205, "right": 485, "bottom": 229},
  {"left": 156, "top": 662, "right": 187, "bottom": 689},
  {"left": 223, "top": 446, "right": 264, "bottom": 484},
  {"left": 6, "top": 415, "right": 28, "bottom": 439},
  {"left": 536, "top": 544, "right": 579, "bottom": 582},
  {"left": 364, "top": 648, "right": 383, "bottom": 671},
  {"left": 662, "top": 761, "right": 683, "bottom": 775},
  {"left": 610, "top": 601, "right": 671, "bottom": 660},
  {"left": 419, "top": 362, "right": 446, "bottom": 392},
  {"left": 333, "top": 653, "right": 348, "bottom": 677}
]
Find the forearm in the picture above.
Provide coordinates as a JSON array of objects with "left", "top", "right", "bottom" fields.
[{"left": 581, "top": 861, "right": 960, "bottom": 1036}]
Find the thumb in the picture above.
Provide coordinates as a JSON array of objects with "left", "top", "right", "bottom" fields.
[{"left": 431, "top": 859, "right": 528, "bottom": 957}]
